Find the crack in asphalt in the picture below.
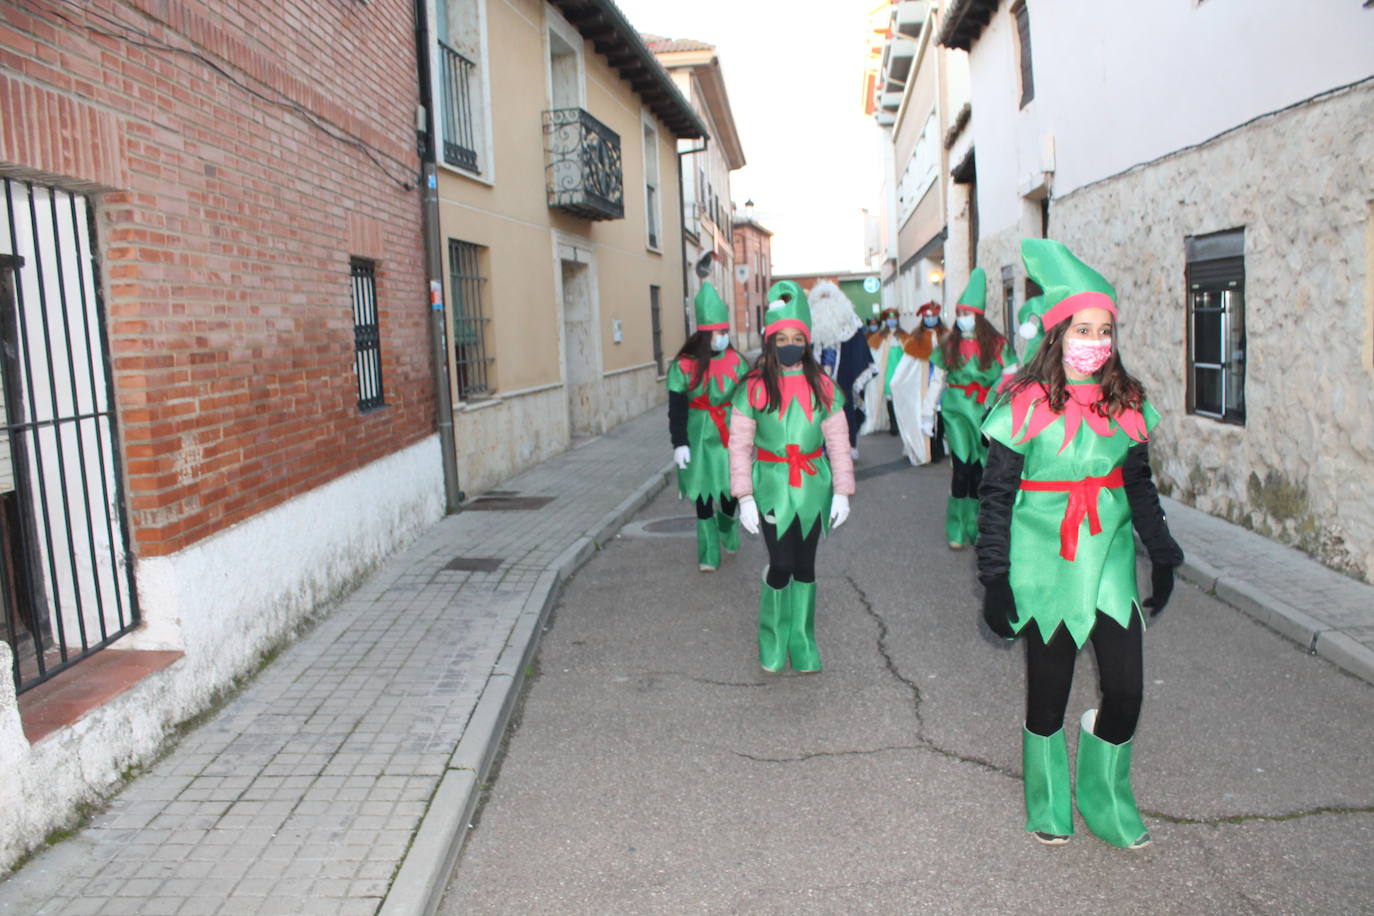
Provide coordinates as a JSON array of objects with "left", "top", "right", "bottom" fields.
[
  {"left": 1145, "top": 803, "right": 1374, "bottom": 826},
  {"left": 845, "top": 574, "right": 926, "bottom": 731},
  {"left": 734, "top": 744, "right": 924, "bottom": 763}
]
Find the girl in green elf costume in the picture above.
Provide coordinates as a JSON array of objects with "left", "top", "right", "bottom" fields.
[
  {"left": 728, "top": 281, "right": 855, "bottom": 673},
  {"left": 921, "top": 268, "right": 1017, "bottom": 549},
  {"left": 667, "top": 282, "right": 749, "bottom": 571},
  {"left": 977, "top": 239, "right": 1184, "bottom": 849}
]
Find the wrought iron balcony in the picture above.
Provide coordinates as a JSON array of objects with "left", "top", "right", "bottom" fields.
[
  {"left": 439, "top": 41, "right": 479, "bottom": 173},
  {"left": 542, "top": 108, "right": 625, "bottom": 221}
]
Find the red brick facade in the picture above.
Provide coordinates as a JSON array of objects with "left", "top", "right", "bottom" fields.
[
  {"left": 731, "top": 218, "right": 771, "bottom": 352},
  {"left": 1, "top": 0, "right": 433, "bottom": 556}
]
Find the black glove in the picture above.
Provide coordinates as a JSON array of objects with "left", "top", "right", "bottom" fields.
[
  {"left": 1143, "top": 563, "right": 1175, "bottom": 617},
  {"left": 981, "top": 575, "right": 1018, "bottom": 640}
]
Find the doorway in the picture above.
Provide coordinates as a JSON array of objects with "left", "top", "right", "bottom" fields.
[{"left": 560, "top": 254, "right": 601, "bottom": 438}]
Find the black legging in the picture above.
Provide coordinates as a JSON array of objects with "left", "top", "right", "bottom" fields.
[
  {"left": 761, "top": 517, "right": 821, "bottom": 588},
  {"left": 950, "top": 454, "right": 983, "bottom": 498},
  {"left": 1025, "top": 611, "right": 1144, "bottom": 745},
  {"left": 694, "top": 496, "right": 739, "bottom": 520}
]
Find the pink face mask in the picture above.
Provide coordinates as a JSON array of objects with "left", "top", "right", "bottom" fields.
[{"left": 1063, "top": 338, "right": 1112, "bottom": 374}]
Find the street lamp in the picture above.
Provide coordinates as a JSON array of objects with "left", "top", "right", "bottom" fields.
[
  {"left": 928, "top": 269, "right": 944, "bottom": 284},
  {"left": 744, "top": 199, "right": 755, "bottom": 222}
]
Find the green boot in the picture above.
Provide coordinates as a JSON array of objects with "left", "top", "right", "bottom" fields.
[
  {"left": 717, "top": 509, "right": 739, "bottom": 554},
  {"left": 1023, "top": 727, "right": 1074, "bottom": 844},
  {"left": 944, "top": 495, "right": 964, "bottom": 548},
  {"left": 787, "top": 580, "right": 820, "bottom": 672},
  {"left": 758, "top": 571, "right": 790, "bottom": 672},
  {"left": 961, "top": 496, "right": 981, "bottom": 547},
  {"left": 1075, "top": 710, "right": 1151, "bottom": 848},
  {"left": 697, "top": 519, "right": 720, "bottom": 572}
]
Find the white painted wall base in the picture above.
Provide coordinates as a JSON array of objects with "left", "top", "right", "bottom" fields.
[{"left": 0, "top": 436, "right": 445, "bottom": 874}]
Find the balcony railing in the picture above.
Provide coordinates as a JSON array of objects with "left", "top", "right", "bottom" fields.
[
  {"left": 439, "top": 41, "right": 479, "bottom": 173},
  {"left": 542, "top": 108, "right": 625, "bottom": 221}
]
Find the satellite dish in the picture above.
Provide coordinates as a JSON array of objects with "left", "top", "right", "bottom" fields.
[{"left": 735, "top": 265, "right": 749, "bottom": 283}]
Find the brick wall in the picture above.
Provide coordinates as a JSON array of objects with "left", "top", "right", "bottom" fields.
[{"left": 0, "top": 0, "right": 433, "bottom": 556}]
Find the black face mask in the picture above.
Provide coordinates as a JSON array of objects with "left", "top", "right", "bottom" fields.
[{"left": 775, "top": 344, "right": 806, "bottom": 367}]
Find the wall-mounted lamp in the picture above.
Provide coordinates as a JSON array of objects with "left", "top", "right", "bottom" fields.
[{"left": 928, "top": 269, "right": 944, "bottom": 284}]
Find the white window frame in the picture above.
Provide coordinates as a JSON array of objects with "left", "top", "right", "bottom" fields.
[
  {"left": 544, "top": 5, "right": 586, "bottom": 110},
  {"left": 642, "top": 112, "right": 663, "bottom": 253},
  {"left": 431, "top": 0, "right": 497, "bottom": 186}
]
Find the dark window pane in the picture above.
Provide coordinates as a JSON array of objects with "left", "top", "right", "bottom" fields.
[
  {"left": 1191, "top": 296, "right": 1223, "bottom": 364},
  {"left": 1193, "top": 366, "right": 1223, "bottom": 416}
]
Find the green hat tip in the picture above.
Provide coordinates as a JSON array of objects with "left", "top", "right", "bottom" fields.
[
  {"left": 956, "top": 267, "right": 987, "bottom": 312},
  {"left": 693, "top": 281, "right": 729, "bottom": 329},
  {"left": 1019, "top": 239, "right": 1117, "bottom": 318}
]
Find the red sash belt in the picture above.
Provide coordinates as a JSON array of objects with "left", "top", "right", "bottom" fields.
[
  {"left": 688, "top": 394, "right": 729, "bottom": 446},
  {"left": 949, "top": 381, "right": 992, "bottom": 404},
  {"left": 1019, "top": 468, "right": 1124, "bottom": 562},
  {"left": 758, "top": 445, "right": 822, "bottom": 488}
]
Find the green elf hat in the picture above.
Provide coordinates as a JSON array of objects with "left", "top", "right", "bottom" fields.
[
  {"left": 763, "top": 280, "right": 813, "bottom": 340},
  {"left": 1020, "top": 239, "right": 1118, "bottom": 329},
  {"left": 955, "top": 267, "right": 988, "bottom": 314},
  {"left": 1017, "top": 294, "right": 1046, "bottom": 339},
  {"left": 694, "top": 281, "right": 730, "bottom": 332}
]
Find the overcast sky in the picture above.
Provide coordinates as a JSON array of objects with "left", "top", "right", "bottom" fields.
[{"left": 611, "top": 0, "right": 883, "bottom": 276}]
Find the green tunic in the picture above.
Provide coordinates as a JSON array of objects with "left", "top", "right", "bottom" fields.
[
  {"left": 732, "top": 370, "right": 844, "bottom": 537},
  {"left": 667, "top": 350, "right": 748, "bottom": 504},
  {"left": 931, "top": 337, "right": 1015, "bottom": 464},
  {"left": 982, "top": 381, "right": 1160, "bottom": 647}
]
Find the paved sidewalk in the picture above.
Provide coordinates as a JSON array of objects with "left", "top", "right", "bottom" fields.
[
  {"left": 1161, "top": 496, "right": 1374, "bottom": 685},
  {"left": 0, "top": 407, "right": 675, "bottom": 916}
]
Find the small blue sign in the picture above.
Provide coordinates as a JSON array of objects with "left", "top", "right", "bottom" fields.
[{"left": 862, "top": 276, "right": 880, "bottom": 294}]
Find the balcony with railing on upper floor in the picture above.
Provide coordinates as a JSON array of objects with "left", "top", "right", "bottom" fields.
[{"left": 542, "top": 108, "right": 625, "bottom": 221}]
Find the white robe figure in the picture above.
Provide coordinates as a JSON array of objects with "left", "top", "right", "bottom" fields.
[
  {"left": 807, "top": 280, "right": 864, "bottom": 385},
  {"left": 859, "top": 334, "right": 892, "bottom": 435},
  {"left": 890, "top": 352, "right": 930, "bottom": 465}
]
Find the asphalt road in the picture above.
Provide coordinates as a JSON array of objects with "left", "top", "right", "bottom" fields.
[{"left": 440, "top": 433, "right": 1374, "bottom": 915}]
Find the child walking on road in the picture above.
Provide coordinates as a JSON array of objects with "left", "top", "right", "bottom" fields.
[
  {"left": 667, "top": 282, "right": 749, "bottom": 572},
  {"left": 977, "top": 239, "right": 1184, "bottom": 848},
  {"left": 729, "top": 281, "right": 855, "bottom": 673}
]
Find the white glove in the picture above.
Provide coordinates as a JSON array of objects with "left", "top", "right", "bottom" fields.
[
  {"left": 673, "top": 445, "right": 691, "bottom": 469},
  {"left": 920, "top": 415, "right": 935, "bottom": 437},
  {"left": 829, "top": 494, "right": 850, "bottom": 529},
  {"left": 738, "top": 495, "right": 760, "bottom": 535}
]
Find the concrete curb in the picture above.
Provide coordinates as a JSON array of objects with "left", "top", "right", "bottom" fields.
[{"left": 379, "top": 461, "right": 674, "bottom": 916}]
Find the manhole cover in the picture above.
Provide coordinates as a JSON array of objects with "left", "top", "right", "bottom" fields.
[
  {"left": 641, "top": 516, "right": 698, "bottom": 535},
  {"left": 464, "top": 496, "right": 556, "bottom": 511},
  {"left": 443, "top": 557, "right": 504, "bottom": 572}
]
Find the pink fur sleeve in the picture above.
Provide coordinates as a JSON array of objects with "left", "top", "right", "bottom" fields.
[
  {"left": 822, "top": 411, "right": 855, "bottom": 496},
  {"left": 728, "top": 412, "right": 757, "bottom": 498}
]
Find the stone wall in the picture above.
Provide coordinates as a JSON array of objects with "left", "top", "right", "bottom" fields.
[{"left": 1044, "top": 81, "right": 1374, "bottom": 581}]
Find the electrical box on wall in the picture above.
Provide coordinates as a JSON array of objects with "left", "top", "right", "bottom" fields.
[{"left": 612, "top": 319, "right": 623, "bottom": 343}]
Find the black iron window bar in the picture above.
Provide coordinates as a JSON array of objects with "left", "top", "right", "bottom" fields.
[
  {"left": 351, "top": 259, "right": 385, "bottom": 412},
  {"left": 448, "top": 239, "right": 492, "bottom": 398},
  {"left": 439, "top": 41, "right": 480, "bottom": 173},
  {"left": 2, "top": 178, "right": 140, "bottom": 693},
  {"left": 542, "top": 108, "right": 625, "bottom": 221}
]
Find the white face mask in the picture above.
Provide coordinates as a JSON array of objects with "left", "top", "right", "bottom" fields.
[
  {"left": 710, "top": 333, "right": 729, "bottom": 352},
  {"left": 956, "top": 314, "right": 977, "bottom": 333}
]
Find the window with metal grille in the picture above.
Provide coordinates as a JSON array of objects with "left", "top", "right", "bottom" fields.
[
  {"left": 1012, "top": 1, "right": 1034, "bottom": 108},
  {"left": 1, "top": 178, "right": 139, "bottom": 693},
  {"left": 1186, "top": 229, "right": 1246, "bottom": 425},
  {"left": 449, "top": 239, "right": 492, "bottom": 397},
  {"left": 650, "top": 285, "right": 663, "bottom": 376},
  {"left": 350, "top": 259, "right": 385, "bottom": 411}
]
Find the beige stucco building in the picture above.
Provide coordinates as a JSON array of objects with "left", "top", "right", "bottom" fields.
[{"left": 426, "top": 0, "right": 707, "bottom": 495}]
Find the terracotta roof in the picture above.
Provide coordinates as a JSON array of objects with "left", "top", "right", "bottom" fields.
[
  {"left": 641, "top": 34, "right": 716, "bottom": 54},
  {"left": 545, "top": 0, "right": 708, "bottom": 138}
]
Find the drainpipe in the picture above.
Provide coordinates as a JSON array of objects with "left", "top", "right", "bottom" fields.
[
  {"left": 676, "top": 140, "right": 709, "bottom": 340},
  {"left": 414, "top": 0, "right": 464, "bottom": 511}
]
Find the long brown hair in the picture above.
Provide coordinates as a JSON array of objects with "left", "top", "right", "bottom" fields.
[
  {"left": 673, "top": 330, "right": 714, "bottom": 391},
  {"left": 940, "top": 313, "right": 1002, "bottom": 370},
  {"left": 1005, "top": 320, "right": 1146, "bottom": 417},
  {"left": 748, "top": 332, "right": 833, "bottom": 414}
]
